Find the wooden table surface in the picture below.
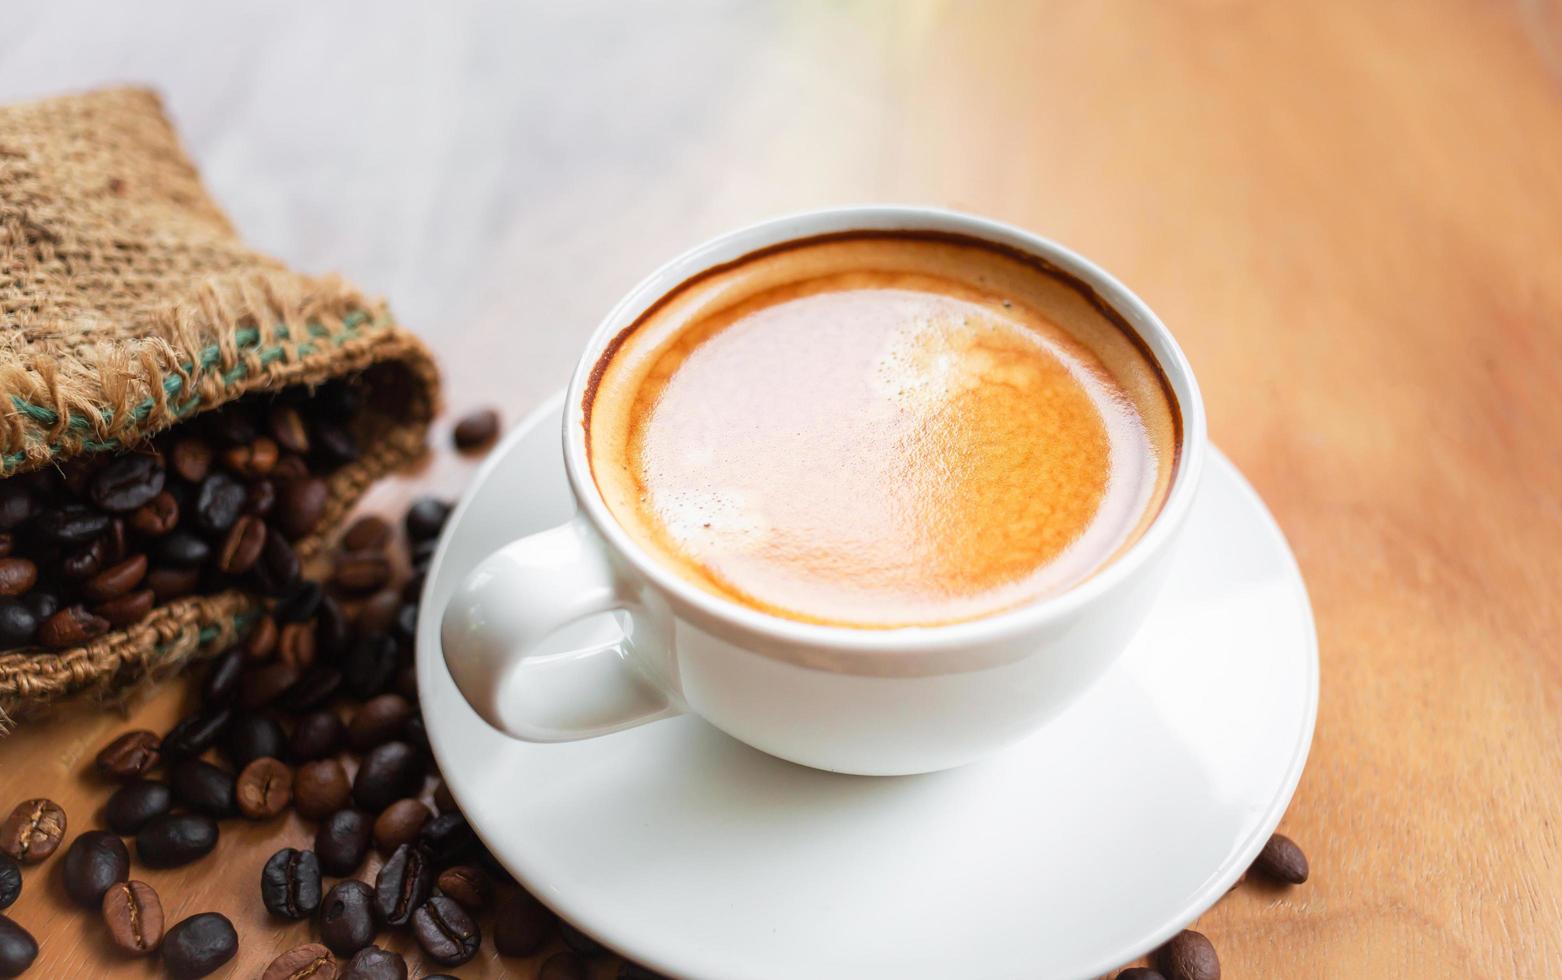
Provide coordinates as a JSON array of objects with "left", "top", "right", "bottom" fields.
[{"left": 3, "top": 1, "right": 1561, "bottom": 977}]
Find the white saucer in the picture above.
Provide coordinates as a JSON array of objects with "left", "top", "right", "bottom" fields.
[{"left": 417, "top": 392, "right": 1318, "bottom": 980}]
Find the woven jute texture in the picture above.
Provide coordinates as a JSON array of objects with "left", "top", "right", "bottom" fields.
[{"left": 0, "top": 87, "right": 440, "bottom": 726}]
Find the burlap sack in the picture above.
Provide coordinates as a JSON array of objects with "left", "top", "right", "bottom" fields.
[{"left": 0, "top": 87, "right": 439, "bottom": 725}]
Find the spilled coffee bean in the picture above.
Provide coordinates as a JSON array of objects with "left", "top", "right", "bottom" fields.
[
  {"left": 373, "top": 843, "right": 433, "bottom": 927},
  {"left": 410, "top": 895, "right": 479, "bottom": 966},
  {"left": 262, "top": 943, "right": 336, "bottom": 980},
  {"left": 221, "top": 713, "right": 287, "bottom": 770},
  {"left": 372, "top": 799, "right": 430, "bottom": 854},
  {"left": 352, "top": 741, "right": 422, "bottom": 812},
  {"left": 319, "top": 879, "right": 377, "bottom": 957},
  {"left": 136, "top": 813, "right": 218, "bottom": 868},
  {"left": 493, "top": 887, "right": 555, "bottom": 957},
  {"left": 162, "top": 911, "right": 237, "bottom": 978},
  {"left": 1158, "top": 930, "right": 1220, "bottom": 980},
  {"left": 62, "top": 830, "right": 129, "bottom": 908},
  {"left": 0, "top": 915, "right": 37, "bottom": 978},
  {"left": 294, "top": 760, "right": 352, "bottom": 819},
  {"left": 316, "top": 810, "right": 372, "bottom": 876},
  {"left": 262, "top": 847, "right": 323, "bottom": 921},
  {"left": 342, "top": 944, "right": 406, "bottom": 980},
  {"left": 169, "top": 758, "right": 237, "bottom": 817},
  {"left": 101, "top": 879, "right": 164, "bottom": 956},
  {"left": 1250, "top": 832, "right": 1309, "bottom": 884},
  {"left": 452, "top": 408, "right": 500, "bottom": 451},
  {"left": 94, "top": 730, "right": 161, "bottom": 781},
  {"left": 236, "top": 757, "right": 293, "bottom": 819},
  {"left": 102, "top": 781, "right": 173, "bottom": 836},
  {"left": 0, "top": 856, "right": 18, "bottom": 911},
  {"left": 0, "top": 799, "right": 65, "bottom": 864}
]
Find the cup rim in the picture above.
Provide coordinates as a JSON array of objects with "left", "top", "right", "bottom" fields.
[{"left": 562, "top": 204, "right": 1208, "bottom": 653}]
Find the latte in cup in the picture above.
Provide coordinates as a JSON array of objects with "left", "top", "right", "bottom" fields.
[{"left": 584, "top": 231, "right": 1179, "bottom": 628}]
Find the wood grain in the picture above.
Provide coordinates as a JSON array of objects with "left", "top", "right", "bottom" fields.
[{"left": 3, "top": 0, "right": 1561, "bottom": 976}]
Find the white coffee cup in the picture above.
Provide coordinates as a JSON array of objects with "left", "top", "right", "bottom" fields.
[{"left": 440, "top": 205, "right": 1207, "bottom": 776}]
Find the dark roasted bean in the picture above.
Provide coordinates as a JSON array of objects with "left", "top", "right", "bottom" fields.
[
  {"left": 221, "top": 713, "right": 287, "bottom": 770},
  {"left": 435, "top": 865, "right": 489, "bottom": 913},
  {"left": 262, "top": 943, "right": 337, "bottom": 980},
  {"left": 0, "top": 915, "right": 37, "bottom": 977},
  {"left": 319, "top": 879, "right": 377, "bottom": 957},
  {"left": 432, "top": 780, "right": 457, "bottom": 814},
  {"left": 0, "top": 602, "right": 37, "bottom": 650},
  {"left": 136, "top": 813, "right": 218, "bottom": 868},
  {"left": 1158, "top": 930, "right": 1220, "bottom": 980},
  {"left": 374, "top": 843, "right": 433, "bottom": 927},
  {"left": 353, "top": 742, "right": 422, "bottom": 813},
  {"left": 273, "top": 453, "right": 310, "bottom": 483},
  {"left": 147, "top": 566, "right": 200, "bottom": 601},
  {"left": 372, "top": 799, "right": 431, "bottom": 854},
  {"left": 171, "top": 437, "right": 214, "bottom": 483},
  {"left": 239, "top": 663, "right": 299, "bottom": 711},
  {"left": 101, "top": 879, "right": 164, "bottom": 955},
  {"left": 129, "top": 490, "right": 180, "bottom": 536},
  {"left": 290, "top": 711, "right": 346, "bottom": 762},
  {"left": 393, "top": 664, "right": 418, "bottom": 701},
  {"left": 194, "top": 472, "right": 247, "bottom": 534},
  {"left": 90, "top": 453, "right": 165, "bottom": 512},
  {"left": 61, "top": 537, "right": 106, "bottom": 579},
  {"left": 354, "top": 591, "right": 400, "bottom": 638},
  {"left": 162, "top": 911, "right": 237, "bottom": 978},
  {"left": 39, "top": 604, "right": 110, "bottom": 647},
  {"left": 157, "top": 530, "right": 211, "bottom": 568},
  {"left": 341, "top": 516, "right": 390, "bottom": 552},
  {"left": 20, "top": 591, "right": 53, "bottom": 622},
  {"left": 349, "top": 694, "right": 413, "bottom": 751},
  {"left": 95, "top": 729, "right": 161, "bottom": 781},
  {"left": 294, "top": 760, "right": 352, "bottom": 819},
  {"left": 331, "top": 552, "right": 390, "bottom": 595},
  {"left": 538, "top": 952, "right": 590, "bottom": 980},
  {"left": 276, "top": 580, "right": 324, "bottom": 623},
  {"left": 95, "top": 587, "right": 155, "bottom": 626},
  {"left": 343, "top": 635, "right": 397, "bottom": 701},
  {"left": 246, "top": 477, "right": 277, "bottom": 517},
  {"left": 243, "top": 614, "right": 278, "bottom": 661},
  {"left": 279, "top": 477, "right": 329, "bottom": 540},
  {"left": 62, "top": 830, "right": 130, "bottom": 908},
  {"left": 223, "top": 436, "right": 278, "bottom": 478},
  {"left": 410, "top": 894, "right": 480, "bottom": 966},
  {"left": 170, "top": 758, "right": 237, "bottom": 818},
  {"left": 252, "top": 531, "right": 301, "bottom": 596},
  {"left": 201, "top": 646, "right": 244, "bottom": 705},
  {"left": 263, "top": 847, "right": 323, "bottom": 920},
  {"left": 316, "top": 595, "right": 350, "bottom": 660},
  {"left": 1250, "top": 832, "right": 1309, "bottom": 884},
  {"left": 83, "top": 554, "right": 147, "bottom": 602},
  {"left": 0, "top": 800, "right": 65, "bottom": 863},
  {"left": 316, "top": 810, "right": 372, "bottom": 877},
  {"left": 269, "top": 404, "right": 312, "bottom": 455},
  {"left": 217, "top": 514, "right": 266, "bottom": 574},
  {"left": 237, "top": 757, "right": 293, "bottom": 819},
  {"left": 0, "top": 485, "right": 38, "bottom": 531},
  {"left": 163, "top": 707, "right": 231, "bottom": 758},
  {"left": 36, "top": 504, "right": 110, "bottom": 545},
  {"left": 103, "top": 781, "right": 172, "bottom": 836},
  {"left": 418, "top": 812, "right": 476, "bottom": 869},
  {"left": 285, "top": 666, "right": 343, "bottom": 713},
  {"left": 342, "top": 945, "right": 405, "bottom": 980},
  {"left": 0, "top": 857, "right": 17, "bottom": 911},
  {"left": 404, "top": 497, "right": 451, "bottom": 542},
  {"left": 207, "top": 403, "right": 259, "bottom": 446},
  {"left": 0, "top": 559, "right": 35, "bottom": 597},
  {"left": 453, "top": 408, "right": 500, "bottom": 451},
  {"left": 493, "top": 887, "right": 555, "bottom": 956},
  {"left": 278, "top": 621, "right": 317, "bottom": 670}
]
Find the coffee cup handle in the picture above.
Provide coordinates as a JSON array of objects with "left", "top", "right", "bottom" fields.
[{"left": 439, "top": 513, "right": 681, "bottom": 741}]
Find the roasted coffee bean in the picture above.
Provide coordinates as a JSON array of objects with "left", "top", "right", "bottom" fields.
[
  {"left": 285, "top": 666, "right": 343, "bottom": 713},
  {"left": 342, "top": 636, "right": 397, "bottom": 701},
  {"left": 162, "top": 911, "right": 237, "bottom": 978},
  {"left": 39, "top": 604, "right": 110, "bottom": 647},
  {"left": 0, "top": 486, "right": 38, "bottom": 532},
  {"left": 194, "top": 472, "right": 247, "bottom": 534},
  {"left": 432, "top": 780, "right": 457, "bottom": 814},
  {"left": 170, "top": 758, "right": 237, "bottom": 818},
  {"left": 136, "top": 813, "right": 218, "bottom": 868},
  {"left": 403, "top": 716, "right": 428, "bottom": 754},
  {"left": 349, "top": 694, "right": 413, "bottom": 751},
  {"left": 332, "top": 552, "right": 390, "bottom": 595},
  {"left": 36, "top": 504, "right": 111, "bottom": 545},
  {"left": 279, "top": 621, "right": 318, "bottom": 670},
  {"left": 0, "top": 602, "right": 37, "bottom": 650},
  {"left": 343, "top": 945, "right": 405, "bottom": 980},
  {"left": 538, "top": 952, "right": 590, "bottom": 980},
  {"left": 393, "top": 664, "right": 418, "bottom": 702},
  {"left": 171, "top": 437, "right": 214, "bottom": 483},
  {"left": 408, "top": 537, "right": 437, "bottom": 571},
  {"left": 0, "top": 915, "right": 37, "bottom": 978},
  {"left": 240, "top": 663, "right": 299, "bottom": 711},
  {"left": 411, "top": 894, "right": 480, "bottom": 966},
  {"left": 316, "top": 810, "right": 372, "bottom": 876},
  {"left": 294, "top": 760, "right": 352, "bottom": 819},
  {"left": 223, "top": 435, "right": 278, "bottom": 478},
  {"left": 435, "top": 865, "right": 489, "bottom": 913},
  {"left": 246, "top": 477, "right": 278, "bottom": 517},
  {"left": 317, "top": 596, "right": 350, "bottom": 660},
  {"left": 253, "top": 531, "right": 301, "bottom": 596},
  {"left": 62, "top": 830, "right": 130, "bottom": 907},
  {"left": 61, "top": 537, "right": 106, "bottom": 579},
  {"left": 404, "top": 497, "right": 451, "bottom": 542},
  {"left": 206, "top": 403, "right": 259, "bottom": 447},
  {"left": 493, "top": 887, "right": 554, "bottom": 956},
  {"left": 157, "top": 530, "right": 211, "bottom": 568},
  {"left": 201, "top": 646, "right": 245, "bottom": 705},
  {"left": 559, "top": 919, "right": 605, "bottom": 956},
  {"left": 372, "top": 799, "right": 431, "bottom": 854},
  {"left": 1158, "top": 930, "right": 1220, "bottom": 980},
  {"left": 95, "top": 588, "right": 155, "bottom": 627},
  {"left": 95, "top": 729, "right": 161, "bottom": 780},
  {"left": 417, "top": 812, "right": 476, "bottom": 868},
  {"left": 269, "top": 404, "right": 312, "bottom": 455},
  {"left": 243, "top": 614, "right": 278, "bottom": 661},
  {"left": 273, "top": 453, "right": 310, "bottom": 484},
  {"left": 277, "top": 580, "right": 324, "bottom": 624},
  {"left": 392, "top": 602, "right": 418, "bottom": 644},
  {"left": 20, "top": 591, "right": 54, "bottom": 622},
  {"left": 221, "top": 714, "right": 287, "bottom": 770},
  {"left": 237, "top": 757, "right": 293, "bottom": 818},
  {"left": 353, "top": 742, "right": 423, "bottom": 813},
  {"left": 1115, "top": 970, "right": 1166, "bottom": 980},
  {"left": 374, "top": 843, "right": 433, "bottom": 927},
  {"left": 312, "top": 419, "right": 359, "bottom": 467},
  {"left": 0, "top": 799, "right": 66, "bottom": 863},
  {"left": 0, "top": 559, "right": 35, "bottom": 597},
  {"left": 290, "top": 711, "right": 346, "bottom": 762},
  {"left": 341, "top": 516, "right": 391, "bottom": 552},
  {"left": 319, "top": 879, "right": 377, "bottom": 956},
  {"left": 354, "top": 591, "right": 400, "bottom": 638},
  {"left": 0, "top": 856, "right": 18, "bottom": 910},
  {"left": 104, "top": 516, "right": 129, "bottom": 562},
  {"left": 217, "top": 515, "right": 266, "bottom": 574},
  {"left": 101, "top": 879, "right": 164, "bottom": 955},
  {"left": 1250, "top": 832, "right": 1309, "bottom": 884},
  {"left": 279, "top": 477, "right": 329, "bottom": 540},
  {"left": 103, "top": 781, "right": 172, "bottom": 836},
  {"left": 0, "top": 535, "right": 10, "bottom": 559},
  {"left": 130, "top": 490, "right": 180, "bottom": 536},
  {"left": 148, "top": 566, "right": 200, "bottom": 602},
  {"left": 262, "top": 943, "right": 337, "bottom": 980},
  {"left": 453, "top": 408, "right": 500, "bottom": 451},
  {"left": 83, "top": 554, "right": 147, "bottom": 602},
  {"left": 262, "top": 847, "right": 323, "bottom": 920},
  {"left": 90, "top": 453, "right": 166, "bottom": 512},
  {"left": 162, "top": 706, "right": 231, "bottom": 758}
]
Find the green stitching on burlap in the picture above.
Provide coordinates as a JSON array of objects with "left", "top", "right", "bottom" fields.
[{"left": 2, "top": 310, "right": 375, "bottom": 473}]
